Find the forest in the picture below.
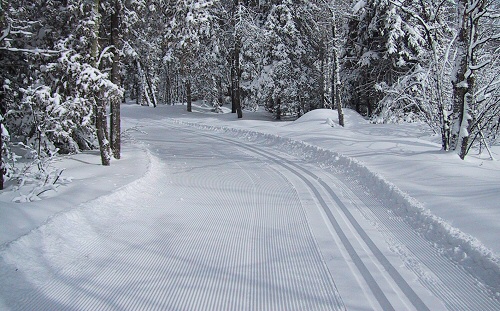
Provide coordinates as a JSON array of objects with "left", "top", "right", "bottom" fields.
[{"left": 1, "top": 0, "right": 499, "bottom": 191}]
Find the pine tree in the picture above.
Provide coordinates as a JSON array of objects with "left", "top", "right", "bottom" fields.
[
  {"left": 164, "top": 0, "right": 220, "bottom": 112},
  {"left": 344, "top": 0, "right": 426, "bottom": 117},
  {"left": 254, "top": 0, "right": 325, "bottom": 119}
]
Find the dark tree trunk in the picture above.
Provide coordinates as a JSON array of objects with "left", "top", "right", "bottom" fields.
[
  {"left": 110, "top": 0, "right": 122, "bottom": 159},
  {"left": 230, "top": 55, "right": 236, "bottom": 113},
  {"left": 92, "top": 0, "right": 110, "bottom": 166},
  {"left": 451, "top": 0, "right": 481, "bottom": 159},
  {"left": 276, "top": 98, "right": 281, "bottom": 120},
  {"left": 231, "top": 0, "right": 243, "bottom": 118},
  {"left": 218, "top": 76, "right": 223, "bottom": 107},
  {"left": 96, "top": 100, "right": 111, "bottom": 166},
  {"left": 186, "top": 80, "right": 192, "bottom": 112},
  {"left": 319, "top": 46, "right": 326, "bottom": 108},
  {"left": 165, "top": 63, "right": 172, "bottom": 105},
  {"left": 367, "top": 96, "right": 373, "bottom": 117},
  {"left": 233, "top": 35, "right": 243, "bottom": 118},
  {"left": 136, "top": 60, "right": 145, "bottom": 106},
  {"left": 145, "top": 70, "right": 157, "bottom": 108}
]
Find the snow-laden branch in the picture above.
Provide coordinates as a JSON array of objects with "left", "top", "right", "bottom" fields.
[
  {"left": 97, "top": 45, "right": 115, "bottom": 68},
  {"left": 0, "top": 23, "right": 10, "bottom": 42},
  {"left": 471, "top": 32, "right": 500, "bottom": 50},
  {"left": 466, "top": 0, "right": 483, "bottom": 15},
  {"left": 469, "top": 59, "right": 491, "bottom": 71},
  {"left": 0, "top": 46, "right": 63, "bottom": 56},
  {"left": 389, "top": 0, "right": 433, "bottom": 47}
]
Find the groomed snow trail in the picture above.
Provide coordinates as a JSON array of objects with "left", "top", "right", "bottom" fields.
[
  {"left": 181, "top": 122, "right": 500, "bottom": 311},
  {"left": 1, "top": 114, "right": 499, "bottom": 310},
  {"left": 1, "top": 122, "right": 345, "bottom": 310}
]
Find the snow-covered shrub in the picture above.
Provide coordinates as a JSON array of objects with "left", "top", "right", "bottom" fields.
[
  {"left": 372, "top": 63, "right": 451, "bottom": 130},
  {"left": 10, "top": 147, "right": 72, "bottom": 202},
  {"left": 1, "top": 121, "right": 18, "bottom": 188}
]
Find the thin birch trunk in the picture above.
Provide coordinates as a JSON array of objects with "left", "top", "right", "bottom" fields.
[{"left": 332, "top": 18, "right": 344, "bottom": 127}]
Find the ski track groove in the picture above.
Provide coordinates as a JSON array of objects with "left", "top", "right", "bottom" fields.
[
  {"left": 336, "top": 173, "right": 500, "bottom": 310},
  {"left": 54, "top": 126, "right": 336, "bottom": 310},
  {"left": 189, "top": 127, "right": 416, "bottom": 311},
  {"left": 182, "top": 122, "right": 500, "bottom": 311}
]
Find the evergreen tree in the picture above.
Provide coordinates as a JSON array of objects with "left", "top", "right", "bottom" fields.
[
  {"left": 343, "top": 0, "right": 426, "bottom": 117},
  {"left": 253, "top": 0, "right": 325, "bottom": 119},
  {"left": 164, "top": 0, "right": 221, "bottom": 112},
  {"left": 0, "top": 0, "right": 122, "bottom": 175}
]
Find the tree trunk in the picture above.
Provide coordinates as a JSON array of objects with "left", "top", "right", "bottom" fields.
[
  {"left": 186, "top": 80, "right": 192, "bottom": 112},
  {"left": 110, "top": 0, "right": 121, "bottom": 159},
  {"left": 435, "top": 52, "right": 450, "bottom": 151},
  {"left": 332, "top": 20, "right": 344, "bottom": 127},
  {"left": 459, "top": 94, "right": 474, "bottom": 159},
  {"left": 136, "top": 60, "right": 146, "bottom": 106},
  {"left": 233, "top": 35, "right": 243, "bottom": 118},
  {"left": 217, "top": 76, "right": 223, "bottom": 107},
  {"left": 431, "top": 36, "right": 450, "bottom": 151},
  {"left": 90, "top": 0, "right": 100, "bottom": 68},
  {"left": 95, "top": 100, "right": 111, "bottom": 166},
  {"left": 91, "top": 0, "right": 110, "bottom": 166},
  {"left": 367, "top": 90, "right": 373, "bottom": 117},
  {"left": 109, "top": 95, "right": 121, "bottom": 160},
  {"left": 319, "top": 45, "right": 326, "bottom": 108},
  {"left": 0, "top": 117, "right": 5, "bottom": 190},
  {"left": 276, "top": 98, "right": 281, "bottom": 120},
  {"left": 323, "top": 5, "right": 345, "bottom": 126},
  {"left": 451, "top": 0, "right": 480, "bottom": 159},
  {"left": 450, "top": 0, "right": 470, "bottom": 152},
  {"left": 232, "top": 0, "right": 243, "bottom": 118},
  {"left": 145, "top": 70, "right": 157, "bottom": 108},
  {"left": 165, "top": 63, "right": 172, "bottom": 105},
  {"left": 230, "top": 54, "right": 236, "bottom": 113}
]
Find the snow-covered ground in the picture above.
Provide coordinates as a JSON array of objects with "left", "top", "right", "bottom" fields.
[{"left": 1, "top": 102, "right": 499, "bottom": 310}]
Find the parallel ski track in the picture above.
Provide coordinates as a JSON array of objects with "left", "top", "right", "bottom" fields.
[
  {"left": 336, "top": 174, "right": 500, "bottom": 310},
  {"left": 12, "top": 124, "right": 345, "bottom": 311},
  {"left": 183, "top": 122, "right": 500, "bottom": 310},
  {"left": 183, "top": 126, "right": 429, "bottom": 311}
]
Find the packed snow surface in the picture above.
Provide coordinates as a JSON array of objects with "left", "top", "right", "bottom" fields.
[{"left": 1, "top": 102, "right": 499, "bottom": 310}]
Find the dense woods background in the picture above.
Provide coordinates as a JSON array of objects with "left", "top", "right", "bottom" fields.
[{"left": 1, "top": 0, "right": 499, "bottom": 190}]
